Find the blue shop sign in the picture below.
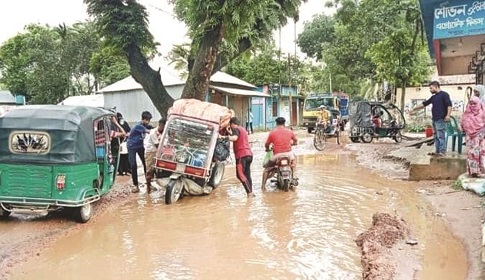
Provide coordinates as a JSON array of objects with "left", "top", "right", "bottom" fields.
[{"left": 433, "top": 0, "right": 485, "bottom": 39}]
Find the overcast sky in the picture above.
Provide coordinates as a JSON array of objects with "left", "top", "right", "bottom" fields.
[{"left": 0, "top": 0, "right": 333, "bottom": 63}]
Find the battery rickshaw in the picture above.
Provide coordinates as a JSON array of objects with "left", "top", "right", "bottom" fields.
[{"left": 349, "top": 101, "right": 406, "bottom": 143}]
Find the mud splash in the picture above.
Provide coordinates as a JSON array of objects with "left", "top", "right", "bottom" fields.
[{"left": 6, "top": 151, "right": 468, "bottom": 280}]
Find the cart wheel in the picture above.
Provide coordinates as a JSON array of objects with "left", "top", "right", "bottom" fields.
[
  {"left": 350, "top": 136, "right": 360, "bottom": 143},
  {"left": 209, "top": 161, "right": 225, "bottom": 188},
  {"left": 73, "top": 203, "right": 93, "bottom": 223},
  {"left": 0, "top": 206, "right": 11, "bottom": 220},
  {"left": 394, "top": 131, "right": 403, "bottom": 143},
  {"left": 165, "top": 179, "right": 183, "bottom": 205},
  {"left": 361, "top": 132, "right": 373, "bottom": 143},
  {"left": 313, "top": 128, "right": 326, "bottom": 151}
]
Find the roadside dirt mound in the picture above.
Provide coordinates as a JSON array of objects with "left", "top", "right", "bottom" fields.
[{"left": 355, "top": 213, "right": 411, "bottom": 280}]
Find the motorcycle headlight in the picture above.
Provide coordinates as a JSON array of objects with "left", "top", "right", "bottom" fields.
[
  {"left": 280, "top": 159, "right": 289, "bottom": 166},
  {"left": 175, "top": 150, "right": 188, "bottom": 163}
]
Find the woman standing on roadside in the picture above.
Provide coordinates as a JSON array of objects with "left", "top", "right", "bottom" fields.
[
  {"left": 460, "top": 96, "right": 485, "bottom": 177},
  {"left": 117, "top": 112, "right": 131, "bottom": 176}
]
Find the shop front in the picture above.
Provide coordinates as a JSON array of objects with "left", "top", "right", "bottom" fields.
[{"left": 420, "top": 0, "right": 485, "bottom": 82}]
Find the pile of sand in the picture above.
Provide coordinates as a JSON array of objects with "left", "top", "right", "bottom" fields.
[{"left": 355, "top": 213, "right": 411, "bottom": 280}]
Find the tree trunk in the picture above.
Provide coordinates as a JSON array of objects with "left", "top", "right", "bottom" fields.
[
  {"left": 211, "top": 37, "right": 252, "bottom": 75},
  {"left": 182, "top": 26, "right": 224, "bottom": 100},
  {"left": 125, "top": 44, "right": 173, "bottom": 117},
  {"left": 400, "top": 80, "right": 406, "bottom": 112}
]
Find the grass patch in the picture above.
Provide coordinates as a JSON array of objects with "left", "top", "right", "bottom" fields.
[{"left": 451, "top": 179, "right": 463, "bottom": 190}]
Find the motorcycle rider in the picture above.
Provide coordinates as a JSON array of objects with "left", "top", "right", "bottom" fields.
[{"left": 262, "top": 117, "right": 298, "bottom": 189}]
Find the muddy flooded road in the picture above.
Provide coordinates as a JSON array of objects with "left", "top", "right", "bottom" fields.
[{"left": 7, "top": 151, "right": 468, "bottom": 280}]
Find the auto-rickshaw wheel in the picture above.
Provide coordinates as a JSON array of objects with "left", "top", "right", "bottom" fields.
[
  {"left": 73, "top": 203, "right": 93, "bottom": 223},
  {"left": 0, "top": 206, "right": 11, "bottom": 220},
  {"left": 361, "top": 132, "right": 373, "bottom": 143},
  {"left": 209, "top": 161, "right": 225, "bottom": 188},
  {"left": 350, "top": 136, "right": 360, "bottom": 143},
  {"left": 394, "top": 131, "right": 403, "bottom": 143},
  {"left": 165, "top": 179, "right": 183, "bottom": 205}
]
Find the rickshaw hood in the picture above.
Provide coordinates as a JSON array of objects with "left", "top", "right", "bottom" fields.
[{"left": 0, "top": 105, "right": 114, "bottom": 164}]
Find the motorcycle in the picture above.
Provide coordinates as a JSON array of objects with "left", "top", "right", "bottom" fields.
[{"left": 268, "top": 147, "right": 298, "bottom": 192}]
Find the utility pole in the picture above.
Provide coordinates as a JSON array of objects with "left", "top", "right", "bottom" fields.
[
  {"left": 293, "top": 17, "right": 298, "bottom": 127},
  {"left": 329, "top": 72, "right": 332, "bottom": 93},
  {"left": 288, "top": 53, "right": 292, "bottom": 128}
]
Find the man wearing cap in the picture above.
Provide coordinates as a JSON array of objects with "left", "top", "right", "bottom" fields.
[
  {"left": 224, "top": 117, "right": 254, "bottom": 197},
  {"left": 262, "top": 117, "right": 298, "bottom": 189}
]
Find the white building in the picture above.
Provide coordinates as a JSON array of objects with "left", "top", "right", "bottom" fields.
[{"left": 96, "top": 66, "right": 269, "bottom": 124}]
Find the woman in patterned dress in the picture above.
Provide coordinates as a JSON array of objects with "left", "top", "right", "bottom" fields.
[{"left": 460, "top": 96, "right": 485, "bottom": 177}]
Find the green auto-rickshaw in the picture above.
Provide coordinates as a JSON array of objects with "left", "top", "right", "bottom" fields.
[{"left": 0, "top": 105, "right": 120, "bottom": 223}]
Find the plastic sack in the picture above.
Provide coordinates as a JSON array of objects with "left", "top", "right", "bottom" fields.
[
  {"left": 214, "top": 138, "right": 230, "bottom": 161},
  {"left": 263, "top": 150, "right": 273, "bottom": 167},
  {"left": 460, "top": 174, "right": 485, "bottom": 196}
]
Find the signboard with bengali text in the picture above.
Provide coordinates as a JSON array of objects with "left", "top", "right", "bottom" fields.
[{"left": 433, "top": 0, "right": 485, "bottom": 39}]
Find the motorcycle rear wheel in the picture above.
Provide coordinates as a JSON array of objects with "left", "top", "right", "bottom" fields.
[{"left": 283, "top": 179, "right": 290, "bottom": 192}]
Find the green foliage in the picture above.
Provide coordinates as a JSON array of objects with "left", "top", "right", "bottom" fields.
[
  {"left": 0, "top": 22, "right": 129, "bottom": 104},
  {"left": 298, "top": 0, "right": 432, "bottom": 100},
  {"left": 84, "top": 0, "right": 158, "bottom": 55},
  {"left": 296, "top": 14, "right": 335, "bottom": 60},
  {"left": 225, "top": 44, "right": 315, "bottom": 95},
  {"left": 451, "top": 179, "right": 463, "bottom": 190},
  {"left": 90, "top": 45, "right": 130, "bottom": 88}
]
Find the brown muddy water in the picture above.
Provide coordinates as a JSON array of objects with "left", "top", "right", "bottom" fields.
[{"left": 9, "top": 154, "right": 467, "bottom": 280}]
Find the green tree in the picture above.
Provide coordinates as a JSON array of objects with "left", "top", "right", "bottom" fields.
[
  {"left": 0, "top": 22, "right": 127, "bottom": 103},
  {"left": 90, "top": 45, "right": 130, "bottom": 90},
  {"left": 225, "top": 44, "right": 315, "bottom": 95},
  {"left": 298, "top": 0, "right": 431, "bottom": 103},
  {"left": 0, "top": 33, "right": 30, "bottom": 97},
  {"left": 84, "top": 0, "right": 306, "bottom": 116},
  {"left": 363, "top": 0, "right": 431, "bottom": 110},
  {"left": 296, "top": 14, "right": 335, "bottom": 60}
]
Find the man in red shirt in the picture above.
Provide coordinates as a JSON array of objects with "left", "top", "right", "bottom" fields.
[
  {"left": 225, "top": 117, "right": 254, "bottom": 197},
  {"left": 262, "top": 117, "right": 298, "bottom": 189}
]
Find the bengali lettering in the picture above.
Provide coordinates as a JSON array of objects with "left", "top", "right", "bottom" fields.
[
  {"left": 466, "top": 16, "right": 485, "bottom": 26},
  {"left": 468, "top": 1, "right": 485, "bottom": 15},
  {"left": 435, "top": 5, "right": 467, "bottom": 19},
  {"left": 436, "top": 18, "right": 466, "bottom": 30}
]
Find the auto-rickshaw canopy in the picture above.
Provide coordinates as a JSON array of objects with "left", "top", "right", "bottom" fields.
[
  {"left": 0, "top": 105, "right": 114, "bottom": 164},
  {"left": 350, "top": 101, "right": 406, "bottom": 129}
]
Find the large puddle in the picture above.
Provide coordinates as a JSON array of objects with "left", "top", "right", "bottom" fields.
[{"left": 9, "top": 154, "right": 467, "bottom": 279}]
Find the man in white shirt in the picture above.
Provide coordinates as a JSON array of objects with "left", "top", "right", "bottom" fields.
[{"left": 144, "top": 118, "right": 166, "bottom": 193}]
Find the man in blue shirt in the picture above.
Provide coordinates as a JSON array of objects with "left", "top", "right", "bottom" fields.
[
  {"left": 411, "top": 81, "right": 452, "bottom": 157},
  {"left": 127, "top": 111, "right": 153, "bottom": 193}
]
